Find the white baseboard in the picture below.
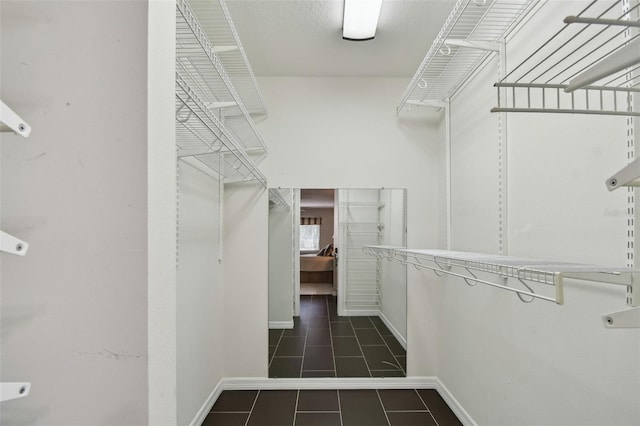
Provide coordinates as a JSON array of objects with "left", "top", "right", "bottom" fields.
[
  {"left": 190, "top": 377, "right": 476, "bottom": 426},
  {"left": 377, "top": 311, "right": 407, "bottom": 351},
  {"left": 222, "top": 376, "right": 438, "bottom": 390},
  {"left": 435, "top": 377, "right": 477, "bottom": 426},
  {"left": 189, "top": 379, "right": 223, "bottom": 426},
  {"left": 268, "top": 320, "right": 294, "bottom": 329}
]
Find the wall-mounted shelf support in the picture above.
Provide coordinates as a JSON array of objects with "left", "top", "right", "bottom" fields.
[
  {"left": 566, "top": 38, "right": 640, "bottom": 93},
  {"left": 443, "top": 39, "right": 500, "bottom": 52},
  {"left": 213, "top": 45, "right": 238, "bottom": 53},
  {"left": 0, "top": 382, "right": 31, "bottom": 402},
  {"left": 606, "top": 157, "right": 640, "bottom": 191},
  {"left": 406, "top": 100, "right": 446, "bottom": 109},
  {"left": 564, "top": 16, "right": 640, "bottom": 28},
  {"left": 269, "top": 188, "right": 291, "bottom": 209},
  {"left": 0, "top": 231, "right": 29, "bottom": 256},
  {"left": 602, "top": 307, "right": 640, "bottom": 328},
  {"left": 493, "top": 0, "right": 640, "bottom": 117},
  {"left": 364, "top": 246, "right": 639, "bottom": 306},
  {"left": 0, "top": 100, "right": 31, "bottom": 137}
]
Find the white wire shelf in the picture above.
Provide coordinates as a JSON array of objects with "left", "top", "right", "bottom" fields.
[
  {"left": 176, "top": 72, "right": 266, "bottom": 185},
  {"left": 398, "top": 0, "right": 536, "bottom": 114},
  {"left": 186, "top": 0, "right": 267, "bottom": 115},
  {"left": 269, "top": 188, "right": 291, "bottom": 209},
  {"left": 363, "top": 246, "right": 639, "bottom": 306},
  {"left": 492, "top": 0, "right": 640, "bottom": 116},
  {"left": 176, "top": 0, "right": 267, "bottom": 165}
]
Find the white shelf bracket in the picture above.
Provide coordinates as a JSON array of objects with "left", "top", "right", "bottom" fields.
[
  {"left": 0, "top": 382, "right": 31, "bottom": 402},
  {"left": 443, "top": 39, "right": 500, "bottom": 52},
  {"left": 0, "top": 231, "right": 29, "bottom": 256},
  {"left": 204, "top": 101, "right": 238, "bottom": 110},
  {"left": 406, "top": 100, "right": 446, "bottom": 109},
  {"left": 566, "top": 37, "right": 640, "bottom": 92},
  {"left": 602, "top": 307, "right": 640, "bottom": 328},
  {"left": 605, "top": 157, "right": 640, "bottom": 191},
  {"left": 0, "top": 100, "right": 31, "bottom": 137}
]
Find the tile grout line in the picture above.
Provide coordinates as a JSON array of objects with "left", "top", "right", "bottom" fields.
[
  {"left": 337, "top": 389, "right": 344, "bottom": 426},
  {"left": 375, "top": 389, "right": 392, "bottom": 426},
  {"left": 350, "top": 316, "right": 373, "bottom": 377},
  {"left": 292, "top": 389, "right": 300, "bottom": 426},
  {"left": 415, "top": 389, "right": 440, "bottom": 426},
  {"left": 372, "top": 316, "right": 403, "bottom": 374},
  {"left": 269, "top": 329, "right": 284, "bottom": 369},
  {"left": 243, "top": 390, "right": 261, "bottom": 426},
  {"left": 326, "top": 295, "right": 338, "bottom": 378}
]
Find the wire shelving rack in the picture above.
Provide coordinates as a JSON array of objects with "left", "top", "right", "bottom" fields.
[{"left": 398, "top": 0, "right": 536, "bottom": 113}]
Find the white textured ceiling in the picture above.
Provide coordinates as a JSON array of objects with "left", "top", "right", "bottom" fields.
[{"left": 225, "top": 0, "right": 456, "bottom": 77}]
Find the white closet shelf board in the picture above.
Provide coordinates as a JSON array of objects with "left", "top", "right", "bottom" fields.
[
  {"left": 492, "top": 0, "right": 640, "bottom": 116},
  {"left": 398, "top": 0, "right": 536, "bottom": 113},
  {"left": 176, "top": 73, "right": 266, "bottom": 186},
  {"left": 363, "top": 246, "right": 639, "bottom": 307},
  {"left": 186, "top": 0, "right": 267, "bottom": 115},
  {"left": 176, "top": 0, "right": 267, "bottom": 164}
]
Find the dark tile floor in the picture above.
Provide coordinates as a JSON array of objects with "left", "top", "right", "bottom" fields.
[
  {"left": 269, "top": 295, "right": 406, "bottom": 378},
  {"left": 202, "top": 389, "right": 463, "bottom": 426}
]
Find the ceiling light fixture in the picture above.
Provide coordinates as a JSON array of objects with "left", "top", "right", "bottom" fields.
[{"left": 343, "top": 0, "right": 383, "bottom": 41}]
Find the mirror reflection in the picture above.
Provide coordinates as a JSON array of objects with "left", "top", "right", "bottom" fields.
[{"left": 268, "top": 188, "right": 407, "bottom": 378}]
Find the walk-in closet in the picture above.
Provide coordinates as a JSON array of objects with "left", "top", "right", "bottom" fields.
[{"left": 1, "top": 0, "right": 638, "bottom": 425}]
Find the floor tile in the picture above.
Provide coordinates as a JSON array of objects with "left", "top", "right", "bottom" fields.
[
  {"left": 303, "top": 345, "right": 334, "bottom": 370},
  {"left": 373, "top": 320, "right": 394, "bottom": 336},
  {"left": 275, "top": 336, "right": 306, "bottom": 357},
  {"left": 307, "top": 315, "right": 330, "bottom": 329},
  {"left": 383, "top": 335, "right": 406, "bottom": 356},
  {"left": 306, "top": 328, "right": 331, "bottom": 345},
  {"left": 332, "top": 336, "right": 362, "bottom": 356},
  {"left": 202, "top": 412, "right": 249, "bottom": 426},
  {"left": 268, "top": 345, "right": 276, "bottom": 360},
  {"left": 350, "top": 316, "right": 374, "bottom": 328},
  {"left": 361, "top": 345, "right": 401, "bottom": 371},
  {"left": 211, "top": 390, "right": 257, "bottom": 412},
  {"left": 378, "top": 389, "right": 426, "bottom": 411},
  {"left": 355, "top": 328, "right": 384, "bottom": 345},
  {"left": 395, "top": 355, "right": 406, "bottom": 371},
  {"left": 295, "top": 412, "right": 341, "bottom": 426},
  {"left": 269, "top": 357, "right": 302, "bottom": 378},
  {"left": 297, "top": 390, "right": 339, "bottom": 411},
  {"left": 417, "top": 389, "right": 463, "bottom": 426},
  {"left": 268, "top": 329, "right": 283, "bottom": 346},
  {"left": 283, "top": 318, "right": 307, "bottom": 336},
  {"left": 387, "top": 411, "right": 437, "bottom": 426},
  {"left": 331, "top": 321, "right": 355, "bottom": 336},
  {"left": 247, "top": 390, "right": 297, "bottom": 426},
  {"left": 339, "top": 390, "right": 388, "bottom": 426},
  {"left": 301, "top": 370, "right": 336, "bottom": 378},
  {"left": 335, "top": 357, "right": 370, "bottom": 377}
]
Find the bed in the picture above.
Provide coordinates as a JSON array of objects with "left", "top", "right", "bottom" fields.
[{"left": 300, "top": 254, "right": 334, "bottom": 284}]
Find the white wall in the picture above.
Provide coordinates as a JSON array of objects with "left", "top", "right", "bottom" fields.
[
  {"left": 256, "top": 77, "right": 445, "bottom": 376},
  {"left": 436, "top": 1, "right": 640, "bottom": 424},
  {"left": 1, "top": 2, "right": 150, "bottom": 424},
  {"left": 176, "top": 163, "right": 223, "bottom": 426},
  {"left": 223, "top": 182, "right": 269, "bottom": 377},
  {"left": 269, "top": 197, "right": 294, "bottom": 328}
]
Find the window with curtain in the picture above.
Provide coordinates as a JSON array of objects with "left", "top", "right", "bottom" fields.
[{"left": 300, "top": 217, "right": 322, "bottom": 251}]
